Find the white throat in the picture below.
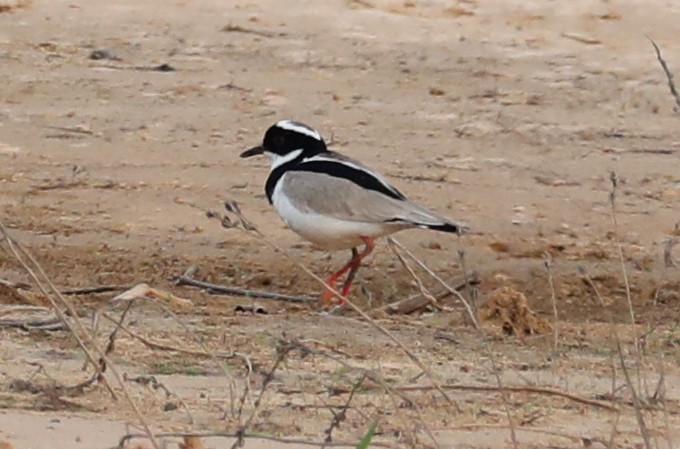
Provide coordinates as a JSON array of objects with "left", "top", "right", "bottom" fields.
[{"left": 267, "top": 148, "right": 303, "bottom": 171}]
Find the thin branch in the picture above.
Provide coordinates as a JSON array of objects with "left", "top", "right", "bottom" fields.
[
  {"left": 216, "top": 201, "right": 456, "bottom": 407},
  {"left": 390, "top": 383, "right": 618, "bottom": 411},
  {"left": 98, "top": 311, "right": 251, "bottom": 366},
  {"left": 231, "top": 341, "right": 293, "bottom": 449},
  {"left": 484, "top": 343, "right": 519, "bottom": 449},
  {"left": 543, "top": 253, "right": 559, "bottom": 349},
  {"left": 0, "top": 225, "right": 115, "bottom": 395},
  {"left": 445, "top": 423, "right": 607, "bottom": 447},
  {"left": 663, "top": 237, "right": 678, "bottom": 268},
  {"left": 387, "top": 240, "right": 442, "bottom": 311},
  {"left": 124, "top": 374, "right": 195, "bottom": 424},
  {"left": 0, "top": 223, "right": 160, "bottom": 449},
  {"left": 0, "top": 304, "right": 65, "bottom": 330},
  {"left": 387, "top": 237, "right": 479, "bottom": 329},
  {"left": 284, "top": 337, "right": 439, "bottom": 448},
  {"left": 175, "top": 265, "right": 316, "bottom": 303},
  {"left": 647, "top": 37, "right": 680, "bottom": 113},
  {"left": 118, "top": 431, "right": 391, "bottom": 449},
  {"left": 61, "top": 284, "right": 132, "bottom": 295},
  {"left": 0, "top": 279, "right": 31, "bottom": 289},
  {"left": 371, "top": 273, "right": 477, "bottom": 316},
  {"left": 323, "top": 374, "right": 366, "bottom": 444},
  {"left": 616, "top": 337, "right": 652, "bottom": 449},
  {"left": 150, "top": 299, "right": 249, "bottom": 421}
]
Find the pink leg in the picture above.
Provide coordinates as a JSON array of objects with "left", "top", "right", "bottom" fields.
[{"left": 320, "top": 237, "right": 375, "bottom": 305}]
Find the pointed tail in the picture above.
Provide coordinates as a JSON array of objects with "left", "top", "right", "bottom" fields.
[{"left": 418, "top": 221, "right": 469, "bottom": 234}]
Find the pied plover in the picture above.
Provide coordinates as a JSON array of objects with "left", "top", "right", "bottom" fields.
[{"left": 241, "top": 120, "right": 467, "bottom": 304}]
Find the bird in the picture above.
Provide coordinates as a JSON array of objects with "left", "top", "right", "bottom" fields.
[{"left": 240, "top": 120, "right": 468, "bottom": 305}]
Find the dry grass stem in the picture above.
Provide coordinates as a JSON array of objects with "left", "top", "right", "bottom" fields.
[
  {"left": 387, "top": 239, "right": 442, "bottom": 311},
  {"left": 147, "top": 299, "right": 250, "bottom": 420},
  {"left": 371, "top": 273, "right": 477, "bottom": 316},
  {"left": 216, "top": 201, "right": 456, "bottom": 407},
  {"left": 118, "top": 431, "right": 392, "bottom": 448},
  {"left": 323, "top": 374, "right": 366, "bottom": 444},
  {"left": 543, "top": 253, "right": 560, "bottom": 349},
  {"left": 98, "top": 311, "right": 252, "bottom": 366},
  {"left": 285, "top": 337, "right": 442, "bottom": 448},
  {"left": 615, "top": 338, "right": 652, "bottom": 449},
  {"left": 387, "top": 237, "right": 479, "bottom": 329},
  {"left": 394, "top": 382, "right": 618, "bottom": 411},
  {"left": 176, "top": 265, "right": 315, "bottom": 303},
  {"left": 447, "top": 423, "right": 607, "bottom": 447},
  {"left": 231, "top": 341, "right": 292, "bottom": 449},
  {"left": 484, "top": 343, "right": 519, "bottom": 449},
  {"left": 663, "top": 237, "right": 678, "bottom": 268},
  {"left": 648, "top": 37, "right": 680, "bottom": 113},
  {"left": 0, "top": 223, "right": 160, "bottom": 449}
]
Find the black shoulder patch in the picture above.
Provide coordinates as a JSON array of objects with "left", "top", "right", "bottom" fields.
[
  {"left": 292, "top": 160, "right": 406, "bottom": 201},
  {"left": 265, "top": 165, "right": 286, "bottom": 204}
]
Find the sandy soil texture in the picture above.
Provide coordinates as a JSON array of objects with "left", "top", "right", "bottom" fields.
[{"left": 1, "top": 0, "right": 680, "bottom": 448}]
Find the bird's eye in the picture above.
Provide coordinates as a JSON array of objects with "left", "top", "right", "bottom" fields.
[{"left": 274, "top": 135, "right": 286, "bottom": 147}]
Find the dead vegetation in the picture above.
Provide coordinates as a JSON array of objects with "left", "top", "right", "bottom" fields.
[{"left": 2, "top": 1, "right": 680, "bottom": 448}]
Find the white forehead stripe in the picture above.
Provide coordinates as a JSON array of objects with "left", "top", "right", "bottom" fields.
[{"left": 276, "top": 120, "right": 322, "bottom": 141}]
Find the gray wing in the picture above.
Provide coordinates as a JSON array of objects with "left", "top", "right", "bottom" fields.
[{"left": 280, "top": 170, "right": 466, "bottom": 232}]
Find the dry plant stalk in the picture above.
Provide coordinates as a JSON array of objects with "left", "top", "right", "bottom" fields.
[
  {"left": 387, "top": 237, "right": 479, "bottom": 329},
  {"left": 284, "top": 337, "right": 437, "bottom": 448},
  {"left": 0, "top": 223, "right": 161, "bottom": 449},
  {"left": 231, "top": 341, "right": 293, "bottom": 449},
  {"left": 323, "top": 374, "right": 366, "bottom": 443},
  {"left": 101, "top": 295, "right": 250, "bottom": 421},
  {"left": 394, "top": 382, "right": 618, "bottom": 411},
  {"left": 663, "top": 237, "right": 678, "bottom": 267},
  {"left": 483, "top": 342, "right": 518, "bottom": 448},
  {"left": 387, "top": 239, "right": 442, "bottom": 311},
  {"left": 648, "top": 37, "right": 680, "bottom": 113},
  {"left": 543, "top": 253, "right": 559, "bottom": 349},
  {"left": 216, "top": 201, "right": 456, "bottom": 411},
  {"left": 608, "top": 172, "right": 652, "bottom": 449},
  {"left": 176, "top": 265, "right": 315, "bottom": 303},
  {"left": 98, "top": 311, "right": 251, "bottom": 366},
  {"left": 118, "top": 431, "right": 390, "bottom": 449}
]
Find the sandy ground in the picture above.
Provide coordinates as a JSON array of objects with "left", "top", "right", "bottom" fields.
[{"left": 1, "top": 0, "right": 680, "bottom": 448}]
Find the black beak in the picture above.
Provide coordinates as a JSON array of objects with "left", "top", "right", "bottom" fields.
[{"left": 240, "top": 145, "right": 264, "bottom": 158}]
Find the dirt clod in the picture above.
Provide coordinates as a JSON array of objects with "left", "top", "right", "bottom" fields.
[{"left": 479, "top": 286, "right": 553, "bottom": 336}]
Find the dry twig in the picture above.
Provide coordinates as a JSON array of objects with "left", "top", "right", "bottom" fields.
[
  {"left": 0, "top": 305, "right": 64, "bottom": 330},
  {"left": 445, "top": 423, "right": 607, "bottom": 447},
  {"left": 98, "top": 311, "right": 252, "bottom": 367},
  {"left": 323, "top": 374, "right": 366, "bottom": 444},
  {"left": 176, "top": 265, "right": 315, "bottom": 303},
  {"left": 663, "top": 237, "right": 678, "bottom": 268},
  {"left": 393, "top": 383, "right": 619, "bottom": 412},
  {"left": 0, "top": 223, "right": 160, "bottom": 449},
  {"left": 283, "top": 337, "right": 437, "bottom": 447},
  {"left": 214, "top": 201, "right": 456, "bottom": 408},
  {"left": 118, "top": 431, "right": 391, "bottom": 448},
  {"left": 543, "top": 252, "right": 559, "bottom": 349},
  {"left": 484, "top": 343, "right": 519, "bottom": 449},
  {"left": 231, "top": 341, "right": 293, "bottom": 449},
  {"left": 648, "top": 37, "right": 680, "bottom": 113},
  {"left": 371, "top": 273, "right": 478, "bottom": 316},
  {"left": 61, "top": 284, "right": 131, "bottom": 295},
  {"left": 387, "top": 237, "right": 479, "bottom": 328},
  {"left": 124, "top": 374, "right": 195, "bottom": 424},
  {"left": 387, "top": 240, "right": 442, "bottom": 311}
]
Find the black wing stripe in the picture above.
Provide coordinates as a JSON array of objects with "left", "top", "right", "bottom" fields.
[{"left": 292, "top": 160, "right": 406, "bottom": 201}]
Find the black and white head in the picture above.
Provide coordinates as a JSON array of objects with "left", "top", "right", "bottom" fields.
[{"left": 240, "top": 120, "right": 327, "bottom": 169}]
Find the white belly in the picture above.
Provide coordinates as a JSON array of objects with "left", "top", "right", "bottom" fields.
[{"left": 272, "top": 184, "right": 397, "bottom": 250}]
